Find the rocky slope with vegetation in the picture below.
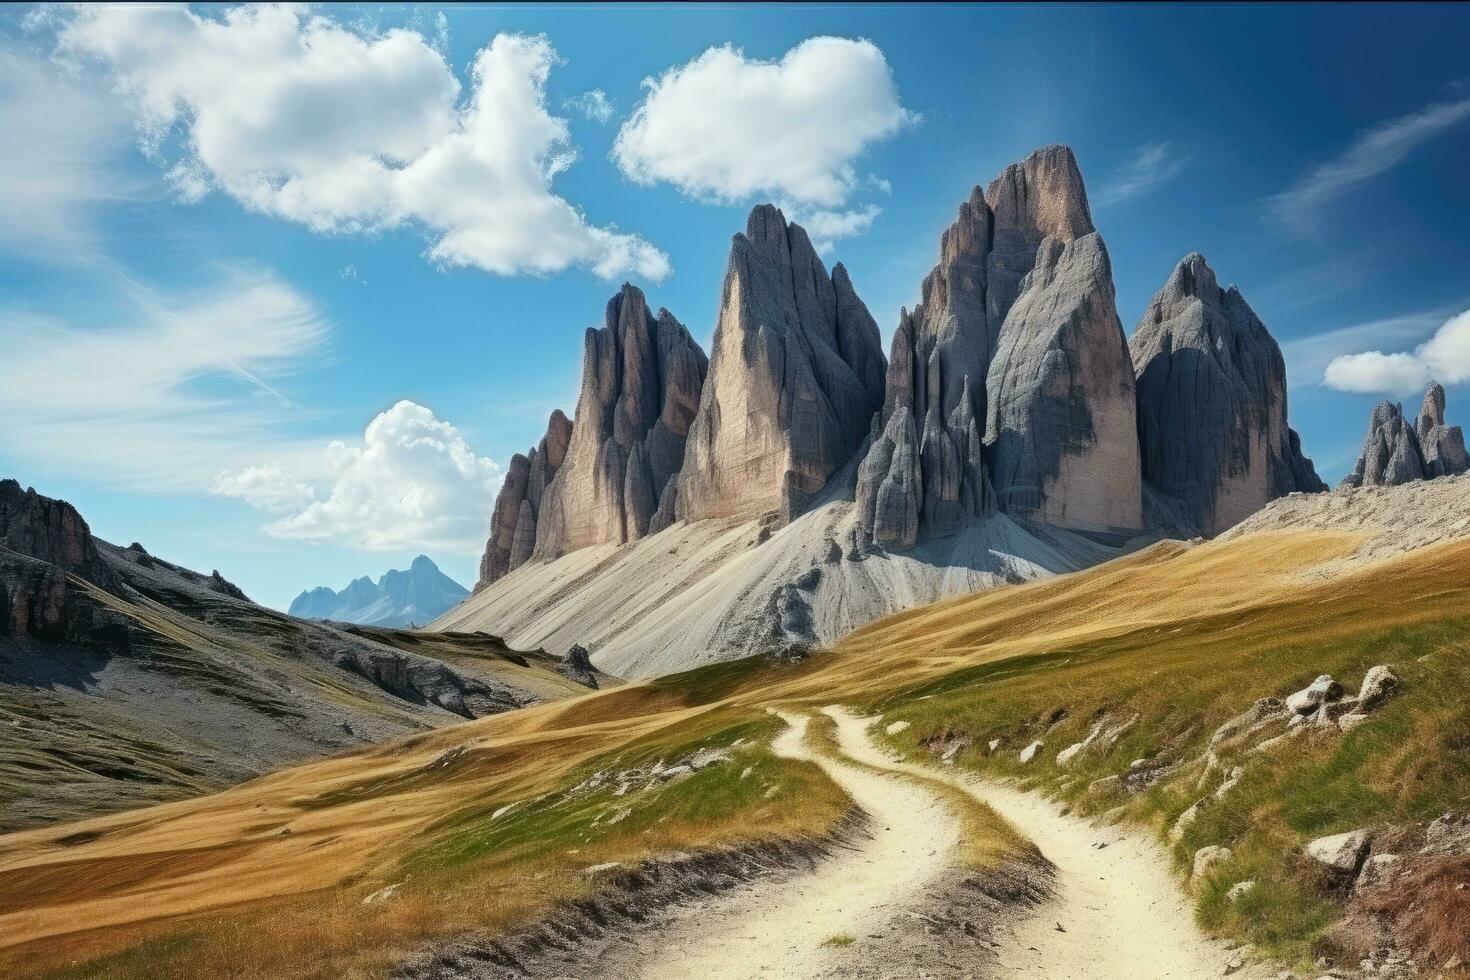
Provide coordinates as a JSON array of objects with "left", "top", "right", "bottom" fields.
[{"left": 0, "top": 479, "right": 600, "bottom": 832}]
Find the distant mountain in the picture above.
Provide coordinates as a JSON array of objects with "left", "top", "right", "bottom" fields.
[{"left": 289, "top": 556, "right": 469, "bottom": 627}]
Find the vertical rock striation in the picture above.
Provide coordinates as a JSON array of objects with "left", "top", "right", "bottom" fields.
[
  {"left": 1130, "top": 253, "right": 1324, "bottom": 535},
  {"left": 475, "top": 409, "right": 572, "bottom": 591},
  {"left": 856, "top": 188, "right": 995, "bottom": 547},
  {"left": 1416, "top": 382, "right": 1469, "bottom": 479},
  {"left": 1340, "top": 382, "right": 1469, "bottom": 488},
  {"left": 534, "top": 284, "right": 708, "bottom": 557},
  {"left": 677, "top": 205, "right": 886, "bottom": 524},
  {"left": 983, "top": 146, "right": 1144, "bottom": 534}
]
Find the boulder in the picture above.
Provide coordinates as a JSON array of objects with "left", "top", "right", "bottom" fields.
[
  {"left": 885, "top": 720, "right": 911, "bottom": 736},
  {"left": 1415, "top": 382, "right": 1469, "bottom": 478},
  {"left": 1226, "top": 880, "right": 1258, "bottom": 903},
  {"left": 1353, "top": 665, "right": 1400, "bottom": 712},
  {"left": 1303, "top": 830, "right": 1372, "bottom": 875},
  {"left": 1285, "top": 675, "right": 1343, "bottom": 716},
  {"left": 1131, "top": 253, "right": 1324, "bottom": 536},
  {"left": 676, "top": 206, "right": 885, "bottom": 525},
  {"left": 1192, "top": 844, "right": 1234, "bottom": 881},
  {"left": 476, "top": 410, "right": 571, "bottom": 589},
  {"left": 535, "top": 285, "right": 708, "bottom": 558},
  {"left": 559, "top": 643, "right": 599, "bottom": 690},
  {"left": 1019, "top": 740, "right": 1045, "bottom": 763},
  {"left": 1353, "top": 853, "right": 1402, "bottom": 891},
  {"left": 1339, "top": 401, "right": 1426, "bottom": 489},
  {"left": 1423, "top": 812, "right": 1470, "bottom": 856}
]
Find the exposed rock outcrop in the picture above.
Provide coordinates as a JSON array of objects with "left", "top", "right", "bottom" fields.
[
  {"left": 0, "top": 478, "right": 116, "bottom": 591},
  {"left": 677, "top": 205, "right": 885, "bottom": 525},
  {"left": 1341, "top": 401, "right": 1426, "bottom": 489},
  {"left": 476, "top": 409, "right": 572, "bottom": 590},
  {"left": 1340, "top": 383, "right": 1470, "bottom": 490},
  {"left": 1131, "top": 253, "right": 1324, "bottom": 536},
  {"left": 983, "top": 147, "right": 1143, "bottom": 534},
  {"left": 534, "top": 284, "right": 708, "bottom": 557},
  {"left": 1415, "top": 382, "right": 1469, "bottom": 479},
  {"left": 0, "top": 479, "right": 123, "bottom": 639}
]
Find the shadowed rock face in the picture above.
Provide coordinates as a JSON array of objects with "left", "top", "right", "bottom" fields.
[
  {"left": 1341, "top": 383, "right": 1469, "bottom": 489},
  {"left": 534, "top": 283, "right": 708, "bottom": 556},
  {"left": 1416, "top": 382, "right": 1470, "bottom": 479},
  {"left": 676, "top": 205, "right": 886, "bottom": 525},
  {"left": 982, "top": 147, "right": 1143, "bottom": 534},
  {"left": 1131, "top": 253, "right": 1325, "bottom": 536},
  {"left": 856, "top": 189, "right": 994, "bottom": 548},
  {"left": 476, "top": 409, "right": 572, "bottom": 590}
]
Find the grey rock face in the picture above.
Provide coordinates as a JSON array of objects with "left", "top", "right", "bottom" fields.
[
  {"left": 535, "top": 284, "right": 708, "bottom": 558},
  {"left": 1131, "top": 253, "right": 1325, "bottom": 536},
  {"left": 859, "top": 146, "right": 1115, "bottom": 545},
  {"left": 1415, "top": 382, "right": 1469, "bottom": 479},
  {"left": 559, "top": 643, "right": 599, "bottom": 689},
  {"left": 476, "top": 409, "right": 572, "bottom": 590},
  {"left": 856, "top": 188, "right": 994, "bottom": 547},
  {"left": 677, "top": 205, "right": 886, "bottom": 524},
  {"left": 984, "top": 153, "right": 1144, "bottom": 534},
  {"left": 1340, "top": 401, "right": 1427, "bottom": 488}
]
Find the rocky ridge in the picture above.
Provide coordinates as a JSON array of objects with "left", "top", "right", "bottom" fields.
[
  {"left": 479, "top": 409, "right": 572, "bottom": 589},
  {"left": 462, "top": 145, "right": 1339, "bottom": 673}
]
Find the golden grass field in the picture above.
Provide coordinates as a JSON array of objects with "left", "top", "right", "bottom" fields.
[{"left": 4, "top": 525, "right": 1469, "bottom": 976}]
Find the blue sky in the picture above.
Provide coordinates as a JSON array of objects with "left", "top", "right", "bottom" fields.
[{"left": 3, "top": 3, "right": 1469, "bottom": 610}]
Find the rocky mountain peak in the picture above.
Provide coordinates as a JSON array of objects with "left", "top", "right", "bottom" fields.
[
  {"left": 1417, "top": 381, "right": 1470, "bottom": 479},
  {"left": 676, "top": 204, "right": 885, "bottom": 524},
  {"left": 533, "top": 282, "right": 708, "bottom": 557},
  {"left": 0, "top": 479, "right": 115, "bottom": 593},
  {"left": 1131, "top": 252, "right": 1324, "bottom": 535}
]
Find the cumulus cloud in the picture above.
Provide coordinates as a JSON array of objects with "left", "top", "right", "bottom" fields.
[
  {"left": 211, "top": 463, "right": 316, "bottom": 513},
  {"left": 220, "top": 401, "right": 501, "bottom": 554},
  {"left": 54, "top": 5, "right": 667, "bottom": 280},
  {"left": 613, "top": 37, "right": 913, "bottom": 246},
  {"left": 1267, "top": 96, "right": 1470, "bottom": 233},
  {"left": 1093, "top": 141, "right": 1187, "bottom": 207},
  {"left": 566, "top": 88, "right": 614, "bottom": 124},
  {"left": 1323, "top": 308, "right": 1470, "bottom": 394},
  {"left": 0, "top": 266, "right": 329, "bottom": 489}
]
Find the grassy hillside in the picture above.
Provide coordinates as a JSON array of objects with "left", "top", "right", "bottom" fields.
[{"left": 4, "top": 527, "right": 1469, "bottom": 976}]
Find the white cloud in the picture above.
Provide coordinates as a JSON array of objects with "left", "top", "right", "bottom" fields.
[
  {"left": 53, "top": 5, "right": 668, "bottom": 280},
  {"left": 0, "top": 49, "right": 139, "bottom": 256},
  {"left": 0, "top": 266, "right": 331, "bottom": 489},
  {"left": 613, "top": 37, "right": 913, "bottom": 244},
  {"left": 566, "top": 88, "right": 614, "bottom": 124},
  {"left": 1322, "top": 308, "right": 1470, "bottom": 394},
  {"left": 791, "top": 204, "right": 881, "bottom": 253},
  {"left": 1093, "top": 141, "right": 1186, "bottom": 207},
  {"left": 1280, "top": 304, "right": 1464, "bottom": 382},
  {"left": 1267, "top": 96, "right": 1470, "bottom": 233},
  {"left": 225, "top": 401, "right": 501, "bottom": 554},
  {"left": 211, "top": 463, "right": 317, "bottom": 513}
]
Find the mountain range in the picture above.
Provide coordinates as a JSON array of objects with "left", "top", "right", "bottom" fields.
[
  {"left": 289, "top": 555, "right": 469, "bottom": 627},
  {"left": 438, "top": 145, "right": 1336, "bottom": 675}
]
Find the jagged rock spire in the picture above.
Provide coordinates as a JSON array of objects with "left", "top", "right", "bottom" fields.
[
  {"left": 676, "top": 205, "right": 886, "bottom": 525},
  {"left": 534, "top": 283, "right": 708, "bottom": 557},
  {"left": 1341, "top": 382, "right": 1469, "bottom": 488},
  {"left": 1416, "top": 382, "right": 1469, "bottom": 478},
  {"left": 1131, "top": 252, "right": 1325, "bottom": 535},
  {"left": 476, "top": 409, "right": 572, "bottom": 590}
]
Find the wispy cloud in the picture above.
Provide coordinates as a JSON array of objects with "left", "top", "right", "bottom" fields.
[
  {"left": 0, "top": 49, "right": 142, "bottom": 258},
  {"left": 1093, "top": 141, "right": 1186, "bottom": 207},
  {"left": 1266, "top": 96, "right": 1470, "bottom": 233},
  {"left": 0, "top": 266, "right": 332, "bottom": 490},
  {"left": 565, "top": 88, "right": 614, "bottom": 124}
]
